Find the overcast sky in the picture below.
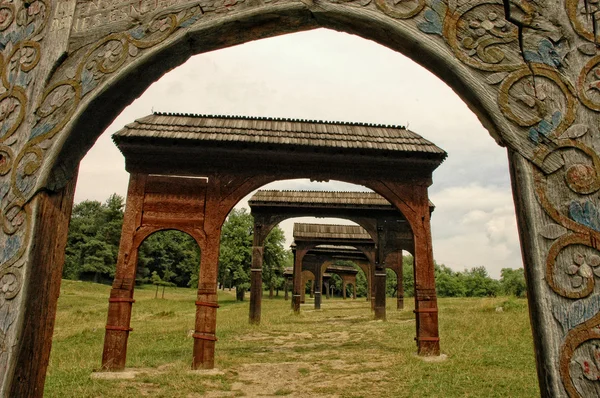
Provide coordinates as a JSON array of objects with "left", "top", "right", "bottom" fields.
[{"left": 75, "top": 29, "right": 522, "bottom": 278}]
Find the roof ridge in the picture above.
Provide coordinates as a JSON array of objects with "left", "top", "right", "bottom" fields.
[{"left": 151, "top": 111, "right": 407, "bottom": 130}]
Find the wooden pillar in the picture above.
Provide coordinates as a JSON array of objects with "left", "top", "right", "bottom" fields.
[
  {"left": 397, "top": 265, "right": 404, "bottom": 310},
  {"left": 352, "top": 279, "right": 357, "bottom": 299},
  {"left": 292, "top": 248, "right": 306, "bottom": 313},
  {"left": 370, "top": 262, "right": 376, "bottom": 309},
  {"left": 284, "top": 278, "right": 289, "bottom": 301},
  {"left": 7, "top": 175, "right": 77, "bottom": 397},
  {"left": 192, "top": 229, "right": 220, "bottom": 369},
  {"left": 412, "top": 193, "right": 440, "bottom": 356},
  {"left": 342, "top": 280, "right": 347, "bottom": 300},
  {"left": 374, "top": 226, "right": 387, "bottom": 320},
  {"left": 102, "top": 173, "right": 146, "bottom": 370},
  {"left": 324, "top": 280, "right": 330, "bottom": 299},
  {"left": 249, "top": 224, "right": 265, "bottom": 324},
  {"left": 310, "top": 280, "right": 315, "bottom": 298},
  {"left": 314, "top": 264, "right": 323, "bottom": 310}
]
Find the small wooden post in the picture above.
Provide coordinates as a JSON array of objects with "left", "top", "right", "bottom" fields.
[
  {"left": 249, "top": 224, "right": 265, "bottom": 324},
  {"left": 314, "top": 264, "right": 323, "bottom": 310},
  {"left": 310, "top": 280, "right": 315, "bottom": 298},
  {"left": 374, "top": 225, "right": 387, "bottom": 320},
  {"left": 292, "top": 248, "right": 306, "bottom": 313}
]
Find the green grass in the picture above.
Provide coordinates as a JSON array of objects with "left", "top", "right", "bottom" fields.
[{"left": 45, "top": 280, "right": 540, "bottom": 397}]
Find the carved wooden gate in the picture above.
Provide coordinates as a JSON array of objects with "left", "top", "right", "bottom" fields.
[{"left": 0, "top": 0, "right": 599, "bottom": 396}]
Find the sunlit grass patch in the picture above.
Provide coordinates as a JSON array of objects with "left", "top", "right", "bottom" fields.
[{"left": 45, "top": 280, "right": 539, "bottom": 397}]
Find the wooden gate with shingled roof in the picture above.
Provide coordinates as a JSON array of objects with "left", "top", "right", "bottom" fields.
[{"left": 103, "top": 112, "right": 446, "bottom": 372}]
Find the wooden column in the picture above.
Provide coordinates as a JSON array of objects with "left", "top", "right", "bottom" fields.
[
  {"left": 292, "top": 248, "right": 307, "bottom": 313},
  {"left": 310, "top": 280, "right": 315, "bottom": 298},
  {"left": 324, "top": 280, "right": 330, "bottom": 299},
  {"left": 342, "top": 280, "right": 347, "bottom": 299},
  {"left": 249, "top": 223, "right": 265, "bottom": 324},
  {"left": 284, "top": 278, "right": 289, "bottom": 300},
  {"left": 192, "top": 229, "right": 220, "bottom": 369},
  {"left": 314, "top": 263, "right": 323, "bottom": 310},
  {"left": 412, "top": 192, "right": 440, "bottom": 356},
  {"left": 370, "top": 262, "right": 376, "bottom": 309},
  {"left": 7, "top": 175, "right": 77, "bottom": 397},
  {"left": 102, "top": 173, "right": 146, "bottom": 370},
  {"left": 374, "top": 226, "right": 387, "bottom": 320},
  {"left": 397, "top": 265, "right": 404, "bottom": 310}
]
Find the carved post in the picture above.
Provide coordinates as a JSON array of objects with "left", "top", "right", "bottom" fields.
[
  {"left": 192, "top": 228, "right": 220, "bottom": 369},
  {"left": 249, "top": 223, "right": 265, "bottom": 324},
  {"left": 284, "top": 278, "right": 289, "bottom": 301},
  {"left": 102, "top": 173, "right": 146, "bottom": 370},
  {"left": 412, "top": 190, "right": 439, "bottom": 356},
  {"left": 325, "top": 280, "right": 330, "bottom": 299},
  {"left": 292, "top": 247, "right": 307, "bottom": 313},
  {"left": 310, "top": 280, "right": 315, "bottom": 298},
  {"left": 7, "top": 176, "right": 77, "bottom": 397},
  {"left": 374, "top": 225, "right": 387, "bottom": 320},
  {"left": 314, "top": 263, "right": 323, "bottom": 310},
  {"left": 342, "top": 280, "right": 347, "bottom": 299}
]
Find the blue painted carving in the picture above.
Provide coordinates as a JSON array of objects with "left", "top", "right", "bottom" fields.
[
  {"left": 528, "top": 111, "right": 561, "bottom": 143},
  {"left": 569, "top": 200, "right": 600, "bottom": 232},
  {"left": 417, "top": 0, "right": 445, "bottom": 35},
  {"left": 553, "top": 294, "right": 600, "bottom": 334}
]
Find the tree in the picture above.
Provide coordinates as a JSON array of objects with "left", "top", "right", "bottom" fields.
[
  {"left": 500, "top": 268, "right": 527, "bottom": 297},
  {"left": 138, "top": 230, "right": 200, "bottom": 288},
  {"left": 150, "top": 270, "right": 176, "bottom": 298},
  {"left": 462, "top": 266, "right": 500, "bottom": 297},
  {"left": 219, "top": 208, "right": 253, "bottom": 301},
  {"left": 262, "top": 226, "right": 288, "bottom": 298},
  {"left": 63, "top": 194, "right": 125, "bottom": 282},
  {"left": 435, "top": 264, "right": 466, "bottom": 297}
]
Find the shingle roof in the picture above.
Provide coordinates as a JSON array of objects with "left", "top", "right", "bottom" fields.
[
  {"left": 250, "top": 190, "right": 391, "bottom": 206},
  {"left": 249, "top": 190, "right": 435, "bottom": 210},
  {"left": 293, "top": 223, "right": 372, "bottom": 241},
  {"left": 113, "top": 113, "right": 446, "bottom": 157}
]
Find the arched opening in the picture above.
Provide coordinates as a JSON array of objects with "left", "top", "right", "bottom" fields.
[{"left": 30, "top": 21, "right": 540, "bottom": 398}]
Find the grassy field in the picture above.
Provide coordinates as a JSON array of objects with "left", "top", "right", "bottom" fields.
[{"left": 45, "top": 280, "right": 539, "bottom": 397}]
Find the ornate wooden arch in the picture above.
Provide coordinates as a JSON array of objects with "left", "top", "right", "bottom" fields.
[{"left": 1, "top": 1, "right": 599, "bottom": 396}]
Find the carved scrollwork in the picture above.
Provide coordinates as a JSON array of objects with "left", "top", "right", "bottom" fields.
[
  {"left": 578, "top": 54, "right": 600, "bottom": 112},
  {"left": 0, "top": 269, "right": 22, "bottom": 301},
  {"left": 0, "top": 88, "right": 26, "bottom": 142},
  {"left": 374, "top": 0, "right": 425, "bottom": 19},
  {"left": 561, "top": 312, "right": 600, "bottom": 397},
  {"left": 0, "top": 145, "right": 12, "bottom": 176},
  {"left": 444, "top": 0, "right": 531, "bottom": 71},
  {"left": 3, "top": 40, "right": 41, "bottom": 87},
  {"left": 566, "top": 0, "right": 600, "bottom": 43},
  {"left": 0, "top": 3, "right": 15, "bottom": 31},
  {"left": 498, "top": 65, "right": 577, "bottom": 143},
  {"left": 11, "top": 144, "right": 42, "bottom": 199},
  {"left": 30, "top": 81, "right": 79, "bottom": 143}
]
